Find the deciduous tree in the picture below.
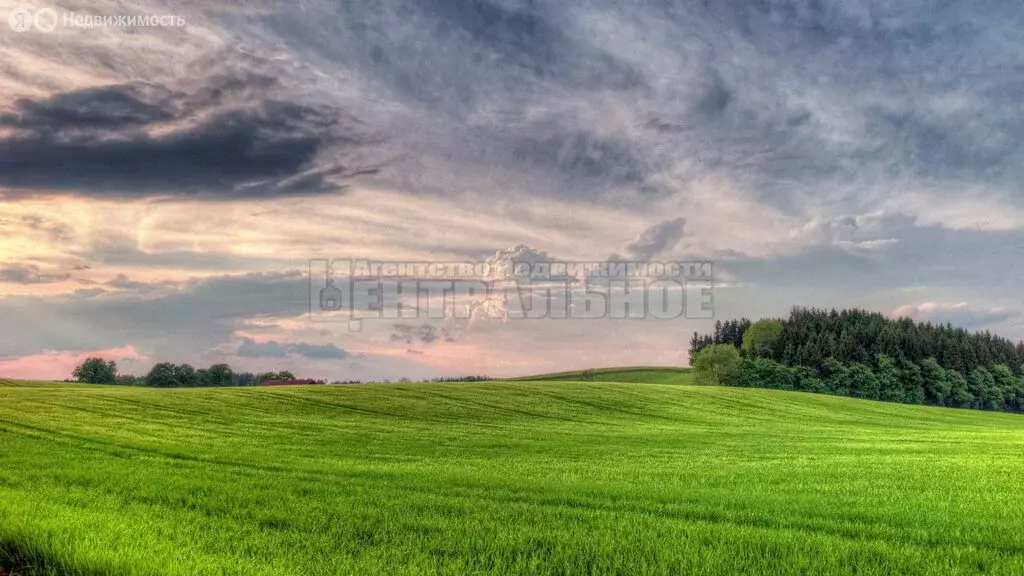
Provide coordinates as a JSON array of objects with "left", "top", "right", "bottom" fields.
[
  {"left": 72, "top": 358, "right": 117, "bottom": 384},
  {"left": 692, "top": 344, "right": 740, "bottom": 386}
]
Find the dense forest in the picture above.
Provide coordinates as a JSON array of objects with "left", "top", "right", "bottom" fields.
[{"left": 690, "top": 308, "right": 1024, "bottom": 413}]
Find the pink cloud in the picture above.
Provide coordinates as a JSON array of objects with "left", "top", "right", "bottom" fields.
[
  {"left": 0, "top": 346, "right": 148, "bottom": 381},
  {"left": 890, "top": 302, "right": 1016, "bottom": 331}
]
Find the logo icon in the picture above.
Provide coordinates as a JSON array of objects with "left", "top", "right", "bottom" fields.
[
  {"left": 8, "top": 8, "right": 33, "bottom": 32},
  {"left": 32, "top": 7, "right": 57, "bottom": 32},
  {"left": 319, "top": 278, "right": 343, "bottom": 311},
  {"left": 8, "top": 7, "right": 58, "bottom": 32}
]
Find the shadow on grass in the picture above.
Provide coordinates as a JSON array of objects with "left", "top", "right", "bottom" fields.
[{"left": 1, "top": 537, "right": 128, "bottom": 576}]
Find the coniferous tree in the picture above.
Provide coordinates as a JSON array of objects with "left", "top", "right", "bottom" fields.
[{"left": 693, "top": 308, "right": 1024, "bottom": 378}]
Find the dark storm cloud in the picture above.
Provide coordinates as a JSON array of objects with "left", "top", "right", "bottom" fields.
[
  {"left": 263, "top": 0, "right": 1024, "bottom": 208},
  {"left": 0, "top": 84, "right": 176, "bottom": 131},
  {"left": 3, "top": 0, "right": 1020, "bottom": 206},
  {"left": 0, "top": 67, "right": 386, "bottom": 198}
]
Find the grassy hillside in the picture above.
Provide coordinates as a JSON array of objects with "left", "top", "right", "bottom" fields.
[
  {"left": 2, "top": 381, "right": 1024, "bottom": 575},
  {"left": 0, "top": 379, "right": 69, "bottom": 388},
  {"left": 516, "top": 366, "right": 693, "bottom": 385}
]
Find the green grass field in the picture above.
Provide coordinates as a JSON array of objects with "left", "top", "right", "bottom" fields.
[
  {"left": 0, "top": 379, "right": 67, "bottom": 388},
  {"left": 2, "top": 376, "right": 1024, "bottom": 575},
  {"left": 514, "top": 367, "right": 693, "bottom": 385}
]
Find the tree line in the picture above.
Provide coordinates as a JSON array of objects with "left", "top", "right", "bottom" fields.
[
  {"left": 70, "top": 358, "right": 491, "bottom": 387},
  {"left": 688, "top": 318, "right": 752, "bottom": 354},
  {"left": 689, "top": 308, "right": 1024, "bottom": 413},
  {"left": 335, "top": 376, "right": 493, "bottom": 384},
  {"left": 691, "top": 308, "right": 1024, "bottom": 377},
  {"left": 71, "top": 358, "right": 318, "bottom": 387}
]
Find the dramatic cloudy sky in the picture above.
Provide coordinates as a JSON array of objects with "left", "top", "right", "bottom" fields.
[{"left": 1, "top": 0, "right": 1022, "bottom": 380}]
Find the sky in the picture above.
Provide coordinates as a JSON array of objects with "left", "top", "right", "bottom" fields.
[{"left": 0, "top": 0, "right": 1022, "bottom": 381}]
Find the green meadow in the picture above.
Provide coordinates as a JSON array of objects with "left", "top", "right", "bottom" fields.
[
  {"left": 2, "top": 375, "right": 1024, "bottom": 575},
  {"left": 511, "top": 367, "right": 694, "bottom": 385}
]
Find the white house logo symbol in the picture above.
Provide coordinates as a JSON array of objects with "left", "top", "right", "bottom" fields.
[{"left": 8, "top": 7, "right": 58, "bottom": 32}]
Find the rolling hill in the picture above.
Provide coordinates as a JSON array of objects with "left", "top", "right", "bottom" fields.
[
  {"left": 1, "top": 378, "right": 1023, "bottom": 574},
  {"left": 514, "top": 366, "right": 693, "bottom": 384},
  {"left": 0, "top": 379, "right": 71, "bottom": 388}
]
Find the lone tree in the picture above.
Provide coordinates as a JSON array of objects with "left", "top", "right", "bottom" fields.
[
  {"left": 691, "top": 344, "right": 740, "bottom": 386},
  {"left": 72, "top": 358, "right": 118, "bottom": 384}
]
